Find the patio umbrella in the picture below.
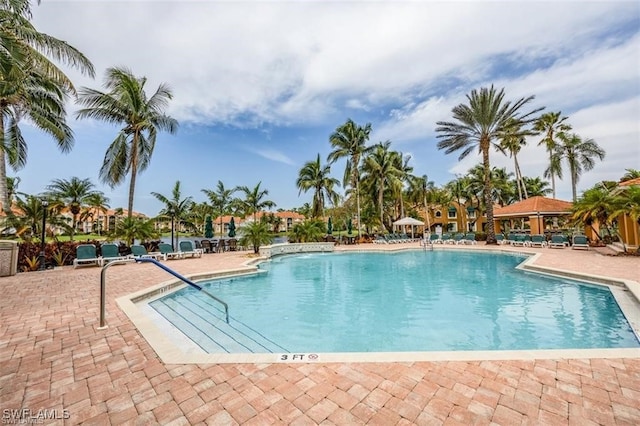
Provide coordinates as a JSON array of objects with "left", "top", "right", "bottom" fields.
[
  {"left": 228, "top": 217, "right": 236, "bottom": 237},
  {"left": 327, "top": 217, "right": 333, "bottom": 235},
  {"left": 204, "top": 215, "right": 214, "bottom": 238},
  {"left": 347, "top": 218, "right": 353, "bottom": 235}
]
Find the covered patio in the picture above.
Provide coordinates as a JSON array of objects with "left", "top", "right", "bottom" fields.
[
  {"left": 493, "top": 196, "right": 573, "bottom": 234},
  {"left": 392, "top": 217, "right": 424, "bottom": 238}
]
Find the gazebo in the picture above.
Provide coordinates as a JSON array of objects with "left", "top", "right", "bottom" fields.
[
  {"left": 493, "top": 196, "right": 573, "bottom": 234},
  {"left": 392, "top": 217, "right": 424, "bottom": 238}
]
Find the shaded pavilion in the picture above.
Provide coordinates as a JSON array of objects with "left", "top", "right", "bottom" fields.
[{"left": 493, "top": 196, "right": 573, "bottom": 234}]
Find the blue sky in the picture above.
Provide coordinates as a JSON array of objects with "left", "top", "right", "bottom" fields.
[{"left": 15, "top": 1, "right": 640, "bottom": 216}]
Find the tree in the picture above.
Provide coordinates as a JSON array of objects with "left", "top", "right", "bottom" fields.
[
  {"left": 361, "top": 141, "right": 403, "bottom": 230},
  {"left": 571, "top": 185, "right": 616, "bottom": 240},
  {"left": 327, "top": 119, "right": 372, "bottom": 236},
  {"left": 110, "top": 217, "right": 159, "bottom": 245},
  {"left": 407, "top": 174, "right": 435, "bottom": 231},
  {"left": 46, "top": 177, "right": 102, "bottom": 241},
  {"left": 522, "top": 176, "right": 552, "bottom": 197},
  {"left": 436, "top": 86, "right": 542, "bottom": 244},
  {"left": 236, "top": 182, "right": 275, "bottom": 222},
  {"left": 556, "top": 133, "right": 606, "bottom": 202},
  {"left": 289, "top": 219, "right": 326, "bottom": 243},
  {"left": 151, "top": 180, "right": 193, "bottom": 249},
  {"left": 75, "top": 67, "right": 178, "bottom": 218},
  {"left": 0, "top": 0, "right": 94, "bottom": 215},
  {"left": 619, "top": 169, "right": 640, "bottom": 182},
  {"left": 391, "top": 151, "right": 413, "bottom": 218},
  {"left": 296, "top": 153, "right": 340, "bottom": 218},
  {"left": 498, "top": 118, "right": 530, "bottom": 201},
  {"left": 533, "top": 111, "right": 571, "bottom": 199},
  {"left": 202, "top": 180, "right": 236, "bottom": 237},
  {"left": 239, "top": 221, "right": 272, "bottom": 254}
]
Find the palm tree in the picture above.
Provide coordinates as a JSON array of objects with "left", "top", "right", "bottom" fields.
[
  {"left": 391, "top": 151, "right": 413, "bottom": 218},
  {"left": 0, "top": 0, "right": 94, "bottom": 216},
  {"left": 522, "top": 176, "right": 552, "bottom": 197},
  {"left": 327, "top": 119, "right": 372, "bottom": 236},
  {"left": 619, "top": 169, "right": 640, "bottom": 182},
  {"left": 239, "top": 221, "right": 272, "bottom": 254},
  {"left": 84, "top": 192, "right": 110, "bottom": 235},
  {"left": 436, "top": 86, "right": 542, "bottom": 244},
  {"left": 202, "top": 180, "right": 236, "bottom": 238},
  {"left": 407, "top": 174, "right": 435, "bottom": 231},
  {"left": 46, "top": 177, "right": 102, "bottom": 241},
  {"left": 498, "top": 118, "right": 529, "bottom": 201},
  {"left": 556, "top": 133, "right": 606, "bottom": 202},
  {"left": 610, "top": 185, "right": 640, "bottom": 246},
  {"left": 289, "top": 219, "right": 326, "bottom": 243},
  {"left": 296, "top": 153, "right": 340, "bottom": 218},
  {"left": 151, "top": 180, "right": 193, "bottom": 249},
  {"left": 361, "top": 141, "right": 403, "bottom": 230},
  {"left": 75, "top": 67, "right": 178, "bottom": 218},
  {"left": 111, "top": 217, "right": 159, "bottom": 246},
  {"left": 533, "top": 111, "right": 572, "bottom": 199},
  {"left": 571, "top": 185, "right": 618, "bottom": 241},
  {"left": 236, "top": 182, "right": 275, "bottom": 222}
]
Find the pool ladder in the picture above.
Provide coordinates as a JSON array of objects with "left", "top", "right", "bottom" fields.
[{"left": 98, "top": 258, "right": 229, "bottom": 329}]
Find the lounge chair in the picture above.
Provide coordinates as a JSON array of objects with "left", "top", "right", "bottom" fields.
[
  {"left": 73, "top": 244, "right": 101, "bottom": 269},
  {"left": 428, "top": 233, "right": 441, "bottom": 244},
  {"left": 129, "top": 244, "right": 163, "bottom": 260},
  {"left": 200, "top": 239, "right": 213, "bottom": 253},
  {"left": 511, "top": 234, "right": 530, "bottom": 247},
  {"left": 373, "top": 235, "right": 388, "bottom": 244},
  {"left": 461, "top": 233, "right": 477, "bottom": 245},
  {"left": 451, "top": 233, "right": 465, "bottom": 244},
  {"left": 572, "top": 235, "right": 590, "bottom": 250},
  {"left": 179, "top": 240, "right": 203, "bottom": 258},
  {"left": 549, "top": 235, "right": 569, "bottom": 249},
  {"left": 100, "top": 243, "right": 129, "bottom": 265},
  {"left": 529, "top": 234, "right": 547, "bottom": 248},
  {"left": 441, "top": 233, "right": 453, "bottom": 244},
  {"left": 495, "top": 234, "right": 506, "bottom": 244},
  {"left": 159, "top": 243, "right": 182, "bottom": 260},
  {"left": 505, "top": 233, "right": 517, "bottom": 245}
]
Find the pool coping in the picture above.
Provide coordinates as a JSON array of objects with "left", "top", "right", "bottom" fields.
[{"left": 116, "top": 248, "right": 640, "bottom": 364}]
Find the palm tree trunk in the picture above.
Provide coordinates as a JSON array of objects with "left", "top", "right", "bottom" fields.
[
  {"left": 549, "top": 152, "right": 556, "bottom": 199},
  {"left": 482, "top": 141, "right": 497, "bottom": 244},
  {"left": 379, "top": 184, "right": 384, "bottom": 230},
  {"left": 355, "top": 175, "right": 362, "bottom": 237},
  {"left": 571, "top": 168, "right": 578, "bottom": 202},
  {"left": 0, "top": 116, "right": 10, "bottom": 216},
  {"left": 514, "top": 157, "right": 522, "bottom": 201}
]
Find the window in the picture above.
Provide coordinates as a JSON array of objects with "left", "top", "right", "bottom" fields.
[
  {"left": 435, "top": 211, "right": 442, "bottom": 218},
  {"left": 448, "top": 208, "right": 457, "bottom": 219}
]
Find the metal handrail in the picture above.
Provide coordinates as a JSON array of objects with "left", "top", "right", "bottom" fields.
[{"left": 98, "top": 257, "right": 229, "bottom": 329}]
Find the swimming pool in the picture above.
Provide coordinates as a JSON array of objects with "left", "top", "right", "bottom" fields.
[{"left": 149, "top": 251, "right": 640, "bottom": 354}]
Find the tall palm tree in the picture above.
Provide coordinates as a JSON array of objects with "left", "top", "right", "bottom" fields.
[
  {"left": 84, "top": 192, "right": 110, "bottom": 235},
  {"left": 391, "top": 151, "right": 413, "bottom": 218},
  {"left": 296, "top": 153, "right": 340, "bottom": 218},
  {"left": 556, "top": 133, "right": 606, "bottom": 202},
  {"left": 236, "top": 181, "right": 275, "bottom": 222},
  {"left": 533, "top": 111, "right": 571, "bottom": 199},
  {"left": 327, "top": 119, "right": 372, "bottom": 236},
  {"left": 436, "top": 86, "right": 542, "bottom": 244},
  {"left": 407, "top": 174, "right": 435, "bottom": 231},
  {"left": 498, "top": 118, "right": 529, "bottom": 201},
  {"left": 0, "top": 0, "right": 94, "bottom": 216},
  {"left": 202, "top": 180, "right": 236, "bottom": 237},
  {"left": 151, "top": 180, "right": 193, "bottom": 249},
  {"left": 76, "top": 67, "right": 178, "bottom": 218},
  {"left": 361, "top": 141, "right": 403, "bottom": 230},
  {"left": 46, "top": 177, "right": 102, "bottom": 241}
]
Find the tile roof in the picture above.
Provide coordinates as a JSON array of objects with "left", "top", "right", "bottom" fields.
[
  {"left": 619, "top": 177, "right": 640, "bottom": 187},
  {"left": 493, "top": 196, "right": 573, "bottom": 217}
]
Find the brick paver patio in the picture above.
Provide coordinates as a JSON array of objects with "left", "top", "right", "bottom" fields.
[{"left": 1, "top": 244, "right": 639, "bottom": 425}]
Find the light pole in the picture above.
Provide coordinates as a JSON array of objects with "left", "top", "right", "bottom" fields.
[
  {"left": 537, "top": 211, "right": 541, "bottom": 234},
  {"left": 39, "top": 199, "right": 48, "bottom": 271}
]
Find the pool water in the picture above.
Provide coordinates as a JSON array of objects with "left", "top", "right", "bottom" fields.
[{"left": 150, "top": 251, "right": 640, "bottom": 353}]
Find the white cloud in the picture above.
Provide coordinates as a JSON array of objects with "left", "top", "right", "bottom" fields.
[{"left": 248, "top": 148, "right": 295, "bottom": 166}]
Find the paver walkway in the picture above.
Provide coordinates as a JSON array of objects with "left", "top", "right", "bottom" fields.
[{"left": 1, "top": 245, "right": 639, "bottom": 425}]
